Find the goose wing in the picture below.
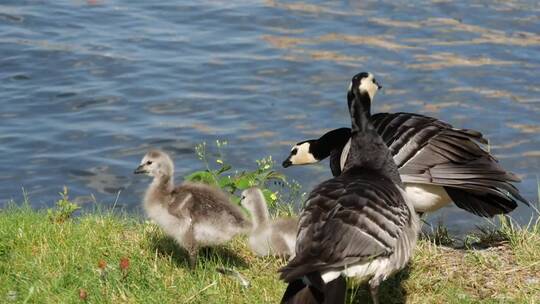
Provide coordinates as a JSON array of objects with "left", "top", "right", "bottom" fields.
[
  {"left": 317, "top": 113, "right": 526, "bottom": 216},
  {"left": 167, "top": 187, "right": 195, "bottom": 218},
  {"left": 280, "top": 170, "right": 412, "bottom": 282},
  {"left": 169, "top": 183, "right": 250, "bottom": 226},
  {"left": 370, "top": 112, "right": 528, "bottom": 216},
  {"left": 369, "top": 112, "right": 487, "bottom": 168}
]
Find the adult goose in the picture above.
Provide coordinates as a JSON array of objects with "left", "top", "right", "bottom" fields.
[
  {"left": 282, "top": 94, "right": 529, "bottom": 218},
  {"left": 280, "top": 72, "right": 419, "bottom": 304},
  {"left": 134, "top": 149, "right": 251, "bottom": 267}
]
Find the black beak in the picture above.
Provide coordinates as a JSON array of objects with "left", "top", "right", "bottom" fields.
[
  {"left": 282, "top": 159, "right": 292, "bottom": 168},
  {"left": 134, "top": 165, "right": 146, "bottom": 174},
  {"left": 375, "top": 80, "right": 382, "bottom": 90}
]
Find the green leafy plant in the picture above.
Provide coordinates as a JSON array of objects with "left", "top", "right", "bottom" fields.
[
  {"left": 47, "top": 186, "right": 81, "bottom": 223},
  {"left": 185, "top": 140, "right": 302, "bottom": 215}
]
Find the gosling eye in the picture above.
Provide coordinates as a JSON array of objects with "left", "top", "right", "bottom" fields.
[
  {"left": 146, "top": 161, "right": 153, "bottom": 165},
  {"left": 291, "top": 148, "right": 298, "bottom": 155},
  {"left": 241, "top": 195, "right": 246, "bottom": 200},
  {"left": 372, "top": 78, "right": 377, "bottom": 84}
]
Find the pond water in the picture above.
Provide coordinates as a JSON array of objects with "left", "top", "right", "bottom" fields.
[{"left": 1, "top": 0, "right": 539, "bottom": 235}]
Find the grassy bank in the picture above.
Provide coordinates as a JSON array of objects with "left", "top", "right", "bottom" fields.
[{"left": 0, "top": 204, "right": 538, "bottom": 303}]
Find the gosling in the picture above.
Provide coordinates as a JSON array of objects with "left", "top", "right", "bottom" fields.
[
  {"left": 240, "top": 187, "right": 298, "bottom": 259},
  {"left": 134, "top": 149, "right": 252, "bottom": 267}
]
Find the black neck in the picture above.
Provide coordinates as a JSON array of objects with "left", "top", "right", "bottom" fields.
[
  {"left": 311, "top": 128, "right": 351, "bottom": 160},
  {"left": 347, "top": 91, "right": 371, "bottom": 120},
  {"left": 343, "top": 90, "right": 402, "bottom": 185}
]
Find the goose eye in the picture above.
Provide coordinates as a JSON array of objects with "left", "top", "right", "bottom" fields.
[
  {"left": 291, "top": 148, "right": 298, "bottom": 155},
  {"left": 146, "top": 161, "right": 153, "bottom": 165}
]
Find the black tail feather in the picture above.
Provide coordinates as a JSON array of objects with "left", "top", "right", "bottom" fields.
[
  {"left": 281, "top": 279, "right": 312, "bottom": 304},
  {"left": 323, "top": 275, "right": 346, "bottom": 304},
  {"left": 446, "top": 188, "right": 519, "bottom": 217},
  {"left": 280, "top": 274, "right": 346, "bottom": 304}
]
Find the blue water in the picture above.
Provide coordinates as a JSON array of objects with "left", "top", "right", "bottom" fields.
[{"left": 1, "top": 0, "right": 539, "bottom": 234}]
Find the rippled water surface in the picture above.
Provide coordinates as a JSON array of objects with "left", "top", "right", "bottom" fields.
[{"left": 1, "top": 0, "right": 539, "bottom": 234}]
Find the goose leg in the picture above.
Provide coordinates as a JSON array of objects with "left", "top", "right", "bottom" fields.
[
  {"left": 187, "top": 247, "right": 198, "bottom": 269},
  {"left": 369, "top": 278, "right": 381, "bottom": 304},
  {"left": 184, "top": 224, "right": 198, "bottom": 269}
]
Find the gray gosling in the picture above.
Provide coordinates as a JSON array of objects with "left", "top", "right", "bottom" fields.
[
  {"left": 240, "top": 187, "right": 298, "bottom": 259},
  {"left": 134, "top": 149, "right": 251, "bottom": 267}
]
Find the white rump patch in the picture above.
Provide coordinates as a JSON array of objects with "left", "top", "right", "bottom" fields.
[
  {"left": 321, "top": 258, "right": 390, "bottom": 283},
  {"left": 403, "top": 183, "right": 452, "bottom": 213}
]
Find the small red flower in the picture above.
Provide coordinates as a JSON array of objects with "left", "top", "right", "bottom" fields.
[
  {"left": 119, "top": 257, "right": 130, "bottom": 272},
  {"left": 79, "top": 288, "right": 88, "bottom": 301},
  {"left": 97, "top": 259, "right": 107, "bottom": 270}
]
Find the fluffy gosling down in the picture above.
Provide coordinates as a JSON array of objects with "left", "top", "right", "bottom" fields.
[
  {"left": 134, "top": 149, "right": 251, "bottom": 267},
  {"left": 240, "top": 187, "right": 298, "bottom": 259}
]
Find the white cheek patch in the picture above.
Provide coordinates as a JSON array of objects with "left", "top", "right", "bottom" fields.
[
  {"left": 290, "top": 143, "right": 317, "bottom": 165},
  {"left": 359, "top": 75, "right": 378, "bottom": 101}
]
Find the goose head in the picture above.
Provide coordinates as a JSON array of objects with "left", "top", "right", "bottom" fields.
[
  {"left": 347, "top": 72, "right": 382, "bottom": 108},
  {"left": 240, "top": 187, "right": 265, "bottom": 213},
  {"left": 134, "top": 149, "right": 174, "bottom": 178},
  {"left": 282, "top": 141, "right": 318, "bottom": 168}
]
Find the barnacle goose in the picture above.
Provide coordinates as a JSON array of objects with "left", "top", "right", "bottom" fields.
[
  {"left": 282, "top": 127, "right": 351, "bottom": 177},
  {"left": 134, "top": 150, "right": 251, "bottom": 267},
  {"left": 240, "top": 187, "right": 298, "bottom": 258},
  {"left": 282, "top": 94, "right": 529, "bottom": 218},
  {"left": 280, "top": 72, "right": 419, "bottom": 304}
]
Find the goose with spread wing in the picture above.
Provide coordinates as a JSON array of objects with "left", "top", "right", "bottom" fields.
[{"left": 282, "top": 88, "right": 528, "bottom": 217}]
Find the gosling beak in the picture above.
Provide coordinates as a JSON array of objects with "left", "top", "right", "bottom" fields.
[
  {"left": 375, "top": 80, "right": 382, "bottom": 90},
  {"left": 282, "top": 158, "right": 292, "bottom": 168},
  {"left": 134, "top": 165, "right": 147, "bottom": 174}
]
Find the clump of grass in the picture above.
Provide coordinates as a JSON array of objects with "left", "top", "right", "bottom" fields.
[{"left": 422, "top": 219, "right": 455, "bottom": 247}]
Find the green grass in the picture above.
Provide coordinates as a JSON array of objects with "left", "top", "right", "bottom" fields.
[{"left": 1, "top": 204, "right": 539, "bottom": 303}]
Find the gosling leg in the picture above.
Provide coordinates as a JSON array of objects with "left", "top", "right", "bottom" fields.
[
  {"left": 184, "top": 224, "right": 198, "bottom": 269},
  {"left": 187, "top": 247, "right": 198, "bottom": 269}
]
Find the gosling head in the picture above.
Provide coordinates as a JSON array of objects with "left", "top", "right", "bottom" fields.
[
  {"left": 134, "top": 149, "right": 174, "bottom": 178},
  {"left": 240, "top": 187, "right": 265, "bottom": 212},
  {"left": 347, "top": 72, "right": 382, "bottom": 107},
  {"left": 282, "top": 140, "right": 318, "bottom": 168}
]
